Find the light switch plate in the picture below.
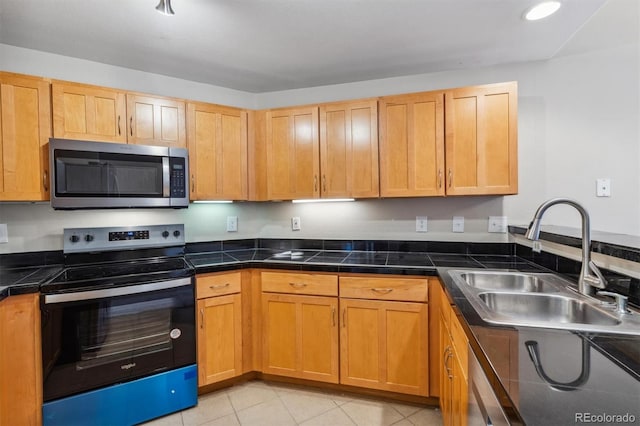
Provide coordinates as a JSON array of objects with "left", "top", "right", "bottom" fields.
[
  {"left": 416, "top": 216, "right": 428, "bottom": 233},
  {"left": 291, "top": 217, "right": 301, "bottom": 231},
  {"left": 488, "top": 216, "right": 508, "bottom": 233},
  {"left": 0, "top": 224, "right": 7, "bottom": 243},
  {"left": 226, "top": 216, "right": 238, "bottom": 232},
  {"left": 452, "top": 216, "right": 464, "bottom": 233}
]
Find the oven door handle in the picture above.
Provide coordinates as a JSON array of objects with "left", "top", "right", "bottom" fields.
[{"left": 43, "top": 277, "right": 193, "bottom": 304}]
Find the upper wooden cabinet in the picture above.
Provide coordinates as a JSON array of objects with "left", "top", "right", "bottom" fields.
[
  {"left": 0, "top": 72, "right": 51, "bottom": 201},
  {"left": 52, "top": 81, "right": 127, "bottom": 143},
  {"left": 127, "top": 93, "right": 186, "bottom": 148},
  {"left": 187, "top": 102, "right": 248, "bottom": 201},
  {"left": 379, "top": 91, "right": 445, "bottom": 197},
  {"left": 265, "top": 106, "right": 320, "bottom": 200},
  {"left": 52, "top": 81, "right": 186, "bottom": 148},
  {"left": 319, "top": 100, "right": 379, "bottom": 198},
  {"left": 445, "top": 82, "right": 518, "bottom": 195}
]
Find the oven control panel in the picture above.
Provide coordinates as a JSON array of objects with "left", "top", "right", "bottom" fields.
[{"left": 63, "top": 224, "right": 185, "bottom": 253}]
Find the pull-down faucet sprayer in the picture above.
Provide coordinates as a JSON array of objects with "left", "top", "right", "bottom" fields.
[{"left": 525, "top": 198, "right": 607, "bottom": 296}]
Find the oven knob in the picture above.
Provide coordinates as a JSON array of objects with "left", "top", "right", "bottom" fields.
[
  {"left": 162, "top": 231, "right": 170, "bottom": 238},
  {"left": 173, "top": 230, "right": 181, "bottom": 238},
  {"left": 70, "top": 235, "right": 80, "bottom": 243},
  {"left": 85, "top": 234, "right": 94, "bottom": 242}
]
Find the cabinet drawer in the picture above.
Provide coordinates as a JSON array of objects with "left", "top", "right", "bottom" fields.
[
  {"left": 261, "top": 272, "right": 338, "bottom": 296},
  {"left": 196, "top": 272, "right": 241, "bottom": 299},
  {"left": 451, "top": 313, "right": 469, "bottom": 379},
  {"left": 339, "top": 276, "right": 428, "bottom": 302}
]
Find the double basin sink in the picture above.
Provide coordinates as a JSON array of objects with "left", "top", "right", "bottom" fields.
[{"left": 447, "top": 269, "right": 640, "bottom": 335}]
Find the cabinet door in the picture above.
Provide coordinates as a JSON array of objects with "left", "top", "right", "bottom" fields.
[
  {"left": 0, "top": 294, "right": 42, "bottom": 425},
  {"left": 340, "top": 298, "right": 429, "bottom": 396},
  {"left": 262, "top": 293, "right": 339, "bottom": 383},
  {"left": 0, "top": 73, "right": 51, "bottom": 201},
  {"left": 52, "top": 81, "right": 126, "bottom": 143},
  {"left": 440, "top": 307, "right": 453, "bottom": 426},
  {"left": 187, "top": 102, "right": 248, "bottom": 200},
  {"left": 379, "top": 91, "right": 445, "bottom": 197},
  {"left": 445, "top": 82, "right": 518, "bottom": 195},
  {"left": 127, "top": 94, "right": 186, "bottom": 148},
  {"left": 265, "top": 107, "right": 319, "bottom": 200},
  {"left": 452, "top": 356, "right": 469, "bottom": 426},
  {"left": 319, "top": 100, "right": 378, "bottom": 198},
  {"left": 197, "top": 293, "right": 242, "bottom": 386}
]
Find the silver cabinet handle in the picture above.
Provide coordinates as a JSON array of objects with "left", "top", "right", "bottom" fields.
[
  {"left": 342, "top": 308, "right": 346, "bottom": 328},
  {"left": 314, "top": 175, "right": 318, "bottom": 192},
  {"left": 43, "top": 170, "right": 49, "bottom": 191},
  {"left": 200, "top": 308, "right": 204, "bottom": 329},
  {"left": 209, "top": 283, "right": 230, "bottom": 290},
  {"left": 448, "top": 169, "right": 452, "bottom": 188},
  {"left": 191, "top": 174, "right": 195, "bottom": 193},
  {"left": 322, "top": 175, "right": 327, "bottom": 192},
  {"left": 371, "top": 288, "right": 393, "bottom": 294},
  {"left": 289, "top": 282, "right": 307, "bottom": 288},
  {"left": 332, "top": 307, "right": 336, "bottom": 327},
  {"left": 130, "top": 116, "right": 133, "bottom": 136},
  {"left": 438, "top": 169, "right": 442, "bottom": 188},
  {"left": 117, "top": 115, "right": 121, "bottom": 135}
]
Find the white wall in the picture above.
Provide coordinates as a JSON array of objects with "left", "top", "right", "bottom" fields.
[{"left": 0, "top": 0, "right": 638, "bottom": 253}]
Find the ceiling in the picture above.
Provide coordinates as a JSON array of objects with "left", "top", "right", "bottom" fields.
[{"left": 0, "top": 0, "right": 608, "bottom": 93}]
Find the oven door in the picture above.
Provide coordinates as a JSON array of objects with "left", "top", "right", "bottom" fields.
[{"left": 41, "top": 277, "right": 195, "bottom": 402}]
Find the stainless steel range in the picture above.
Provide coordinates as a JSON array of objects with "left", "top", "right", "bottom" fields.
[{"left": 40, "top": 224, "right": 197, "bottom": 426}]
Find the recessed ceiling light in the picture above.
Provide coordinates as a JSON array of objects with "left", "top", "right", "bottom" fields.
[{"left": 524, "top": 1, "right": 561, "bottom": 21}]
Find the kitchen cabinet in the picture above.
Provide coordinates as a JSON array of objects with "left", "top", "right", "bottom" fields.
[
  {"left": 378, "top": 91, "right": 445, "bottom": 197},
  {"left": 319, "top": 99, "right": 379, "bottom": 198},
  {"left": 261, "top": 271, "right": 339, "bottom": 383},
  {"left": 187, "top": 102, "right": 248, "bottom": 200},
  {"left": 445, "top": 81, "right": 518, "bottom": 195},
  {"left": 52, "top": 80, "right": 127, "bottom": 143},
  {"left": 0, "top": 294, "right": 42, "bottom": 426},
  {"left": 127, "top": 93, "right": 186, "bottom": 148},
  {"left": 339, "top": 276, "right": 429, "bottom": 396},
  {"left": 196, "top": 272, "right": 243, "bottom": 386},
  {"left": 437, "top": 283, "right": 468, "bottom": 426},
  {"left": 52, "top": 81, "right": 186, "bottom": 147},
  {"left": 264, "top": 106, "right": 320, "bottom": 200},
  {"left": 0, "top": 72, "right": 51, "bottom": 201}
]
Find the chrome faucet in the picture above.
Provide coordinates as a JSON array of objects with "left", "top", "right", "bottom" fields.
[{"left": 525, "top": 198, "right": 606, "bottom": 296}]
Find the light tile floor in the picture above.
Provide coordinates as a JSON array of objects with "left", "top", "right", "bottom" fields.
[{"left": 143, "top": 380, "right": 442, "bottom": 426}]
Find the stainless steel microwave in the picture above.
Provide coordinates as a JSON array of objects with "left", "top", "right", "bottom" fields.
[{"left": 49, "top": 138, "right": 189, "bottom": 209}]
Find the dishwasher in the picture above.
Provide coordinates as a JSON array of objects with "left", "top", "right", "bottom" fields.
[{"left": 468, "top": 345, "right": 511, "bottom": 426}]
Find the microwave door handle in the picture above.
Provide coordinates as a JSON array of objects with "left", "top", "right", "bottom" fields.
[{"left": 162, "top": 157, "right": 170, "bottom": 197}]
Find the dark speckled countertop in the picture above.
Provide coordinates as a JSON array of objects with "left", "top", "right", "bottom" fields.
[
  {"left": 438, "top": 267, "right": 640, "bottom": 426},
  {"left": 1, "top": 240, "right": 639, "bottom": 426}
]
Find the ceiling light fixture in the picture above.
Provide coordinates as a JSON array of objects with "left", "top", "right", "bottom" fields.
[
  {"left": 524, "top": 1, "right": 561, "bottom": 21},
  {"left": 155, "top": 0, "right": 175, "bottom": 16}
]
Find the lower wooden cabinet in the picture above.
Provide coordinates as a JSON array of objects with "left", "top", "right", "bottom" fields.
[
  {"left": 262, "top": 292, "right": 339, "bottom": 383},
  {"left": 339, "top": 298, "right": 429, "bottom": 396},
  {"left": 0, "top": 293, "right": 42, "bottom": 426},
  {"left": 260, "top": 271, "right": 339, "bottom": 383},
  {"left": 196, "top": 272, "right": 243, "bottom": 386},
  {"left": 438, "top": 283, "right": 469, "bottom": 426}
]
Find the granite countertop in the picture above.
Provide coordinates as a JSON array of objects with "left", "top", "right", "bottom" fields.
[
  {"left": 2, "top": 244, "right": 638, "bottom": 426},
  {"left": 438, "top": 267, "right": 640, "bottom": 426}
]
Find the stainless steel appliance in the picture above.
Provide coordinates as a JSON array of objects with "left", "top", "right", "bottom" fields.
[
  {"left": 468, "top": 345, "right": 511, "bottom": 426},
  {"left": 49, "top": 138, "right": 189, "bottom": 209},
  {"left": 40, "top": 224, "right": 196, "bottom": 426}
]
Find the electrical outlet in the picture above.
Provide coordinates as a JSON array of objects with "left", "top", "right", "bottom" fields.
[
  {"left": 291, "top": 217, "right": 301, "bottom": 231},
  {"left": 596, "top": 178, "right": 611, "bottom": 197},
  {"left": 452, "top": 216, "right": 464, "bottom": 233},
  {"left": 416, "top": 216, "right": 428, "bottom": 233},
  {"left": 0, "top": 224, "right": 7, "bottom": 243},
  {"left": 226, "top": 216, "right": 238, "bottom": 232},
  {"left": 488, "top": 216, "right": 508, "bottom": 233}
]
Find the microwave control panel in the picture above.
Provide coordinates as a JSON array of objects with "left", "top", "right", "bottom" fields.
[{"left": 170, "top": 159, "right": 186, "bottom": 198}]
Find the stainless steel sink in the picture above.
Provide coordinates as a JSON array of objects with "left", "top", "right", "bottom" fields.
[
  {"left": 447, "top": 269, "right": 640, "bottom": 335},
  {"left": 458, "top": 271, "right": 551, "bottom": 292},
  {"left": 478, "top": 292, "right": 621, "bottom": 326}
]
